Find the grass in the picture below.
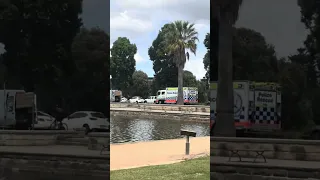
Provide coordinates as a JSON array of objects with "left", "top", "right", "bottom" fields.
[{"left": 110, "top": 156, "right": 210, "bottom": 180}]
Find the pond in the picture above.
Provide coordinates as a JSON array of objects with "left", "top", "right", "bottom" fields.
[{"left": 110, "top": 117, "right": 209, "bottom": 144}]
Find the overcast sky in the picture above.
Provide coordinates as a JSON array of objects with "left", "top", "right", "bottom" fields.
[{"left": 236, "top": 0, "right": 308, "bottom": 57}]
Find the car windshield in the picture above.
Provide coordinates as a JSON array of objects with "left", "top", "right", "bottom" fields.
[{"left": 91, "top": 112, "right": 105, "bottom": 118}]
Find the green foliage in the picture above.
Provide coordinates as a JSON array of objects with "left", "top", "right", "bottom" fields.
[
  {"left": 0, "top": 0, "right": 83, "bottom": 91},
  {"left": 131, "top": 70, "right": 149, "bottom": 98},
  {"left": 183, "top": 70, "right": 197, "bottom": 87},
  {"left": 68, "top": 28, "right": 109, "bottom": 114},
  {"left": 203, "top": 33, "right": 210, "bottom": 80},
  {"left": 148, "top": 24, "right": 178, "bottom": 91},
  {"left": 110, "top": 37, "right": 137, "bottom": 95}
]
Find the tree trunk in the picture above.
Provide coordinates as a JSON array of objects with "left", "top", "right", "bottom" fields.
[
  {"left": 214, "top": 11, "right": 236, "bottom": 137},
  {"left": 177, "top": 64, "right": 184, "bottom": 105}
]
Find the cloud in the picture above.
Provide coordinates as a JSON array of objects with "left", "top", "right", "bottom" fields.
[
  {"left": 184, "top": 59, "right": 206, "bottom": 80},
  {"left": 114, "top": 0, "right": 209, "bottom": 22},
  {"left": 110, "top": 10, "right": 153, "bottom": 41},
  {"left": 134, "top": 52, "right": 145, "bottom": 63}
]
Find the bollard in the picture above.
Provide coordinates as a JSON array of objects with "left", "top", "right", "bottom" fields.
[{"left": 180, "top": 130, "right": 197, "bottom": 155}]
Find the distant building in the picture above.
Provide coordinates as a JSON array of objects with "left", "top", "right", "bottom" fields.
[{"left": 148, "top": 77, "right": 154, "bottom": 83}]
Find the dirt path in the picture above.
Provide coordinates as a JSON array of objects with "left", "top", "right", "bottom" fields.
[{"left": 110, "top": 136, "right": 210, "bottom": 170}]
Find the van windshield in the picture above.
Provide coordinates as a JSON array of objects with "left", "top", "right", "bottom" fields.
[{"left": 157, "top": 91, "right": 160, "bottom": 95}]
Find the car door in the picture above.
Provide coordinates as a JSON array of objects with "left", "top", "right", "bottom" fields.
[{"left": 67, "top": 112, "right": 88, "bottom": 130}]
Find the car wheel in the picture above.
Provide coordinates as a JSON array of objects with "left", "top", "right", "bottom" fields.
[
  {"left": 144, "top": 101, "right": 147, "bottom": 103},
  {"left": 83, "top": 124, "right": 90, "bottom": 135}
]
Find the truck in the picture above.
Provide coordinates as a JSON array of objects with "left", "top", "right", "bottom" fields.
[
  {"left": 0, "top": 90, "right": 37, "bottom": 129},
  {"left": 210, "top": 81, "right": 281, "bottom": 133},
  {"left": 110, "top": 90, "right": 122, "bottom": 102},
  {"left": 155, "top": 87, "right": 198, "bottom": 104}
]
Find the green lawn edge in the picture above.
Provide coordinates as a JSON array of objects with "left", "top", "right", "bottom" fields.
[{"left": 110, "top": 156, "right": 210, "bottom": 180}]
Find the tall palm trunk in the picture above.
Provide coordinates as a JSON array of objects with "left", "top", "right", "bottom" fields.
[
  {"left": 177, "top": 65, "right": 184, "bottom": 105},
  {"left": 177, "top": 50, "right": 184, "bottom": 105},
  {"left": 215, "top": 10, "right": 236, "bottom": 137}
]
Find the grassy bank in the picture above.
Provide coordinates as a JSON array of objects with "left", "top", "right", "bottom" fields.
[{"left": 110, "top": 156, "right": 210, "bottom": 180}]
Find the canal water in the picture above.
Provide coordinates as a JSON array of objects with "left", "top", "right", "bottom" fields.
[{"left": 110, "top": 117, "right": 209, "bottom": 144}]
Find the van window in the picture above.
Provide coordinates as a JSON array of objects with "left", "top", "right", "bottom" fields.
[
  {"left": 161, "top": 91, "right": 165, "bottom": 95},
  {"left": 157, "top": 92, "right": 160, "bottom": 95}
]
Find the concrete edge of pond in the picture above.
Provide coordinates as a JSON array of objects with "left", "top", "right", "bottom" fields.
[{"left": 111, "top": 108, "right": 209, "bottom": 123}]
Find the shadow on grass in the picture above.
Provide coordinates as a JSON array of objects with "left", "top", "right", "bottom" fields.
[{"left": 110, "top": 156, "right": 210, "bottom": 180}]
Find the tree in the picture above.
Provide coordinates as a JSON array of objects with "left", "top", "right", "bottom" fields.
[
  {"left": 232, "top": 28, "right": 279, "bottom": 81},
  {"left": 131, "top": 70, "right": 149, "bottom": 98},
  {"left": 68, "top": 28, "right": 109, "bottom": 114},
  {"left": 212, "top": 0, "right": 243, "bottom": 137},
  {"left": 110, "top": 37, "right": 137, "bottom": 95},
  {"left": 183, "top": 70, "right": 197, "bottom": 87},
  {"left": 149, "top": 24, "right": 178, "bottom": 91},
  {"left": 164, "top": 21, "right": 199, "bottom": 105},
  {"left": 203, "top": 33, "right": 210, "bottom": 81},
  {"left": 0, "top": 0, "right": 82, "bottom": 91},
  {"left": 0, "top": 0, "right": 83, "bottom": 112}
]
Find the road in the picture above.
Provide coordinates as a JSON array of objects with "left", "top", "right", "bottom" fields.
[{"left": 110, "top": 102, "right": 209, "bottom": 107}]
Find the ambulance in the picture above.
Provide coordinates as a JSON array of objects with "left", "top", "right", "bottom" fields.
[
  {"left": 210, "top": 81, "right": 281, "bottom": 132},
  {"left": 156, "top": 87, "right": 198, "bottom": 104}
]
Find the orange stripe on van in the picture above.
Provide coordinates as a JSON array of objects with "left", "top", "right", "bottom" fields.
[{"left": 235, "top": 121, "right": 251, "bottom": 128}]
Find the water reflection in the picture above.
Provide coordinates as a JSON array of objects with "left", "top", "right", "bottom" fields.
[{"left": 110, "top": 116, "right": 209, "bottom": 144}]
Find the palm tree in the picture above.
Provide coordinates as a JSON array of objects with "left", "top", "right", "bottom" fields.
[
  {"left": 212, "top": 0, "right": 243, "bottom": 136},
  {"left": 164, "top": 21, "right": 199, "bottom": 105}
]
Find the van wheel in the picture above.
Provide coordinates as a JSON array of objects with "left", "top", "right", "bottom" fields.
[
  {"left": 83, "top": 124, "right": 90, "bottom": 135},
  {"left": 144, "top": 101, "right": 147, "bottom": 103}
]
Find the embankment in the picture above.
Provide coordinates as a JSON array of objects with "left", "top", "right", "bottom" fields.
[
  {"left": 0, "top": 130, "right": 109, "bottom": 180},
  {"left": 110, "top": 103, "right": 210, "bottom": 112},
  {"left": 111, "top": 107, "right": 209, "bottom": 122},
  {"left": 211, "top": 157, "right": 320, "bottom": 180},
  {"left": 211, "top": 137, "right": 320, "bottom": 180}
]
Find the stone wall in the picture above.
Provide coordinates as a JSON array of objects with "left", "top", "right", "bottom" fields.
[
  {"left": 111, "top": 110, "right": 209, "bottom": 122},
  {"left": 110, "top": 103, "right": 210, "bottom": 112},
  {"left": 88, "top": 132, "right": 109, "bottom": 150},
  {"left": 211, "top": 137, "right": 320, "bottom": 161},
  {"left": 211, "top": 163, "right": 320, "bottom": 180},
  {"left": 0, "top": 152, "right": 109, "bottom": 180},
  {"left": 0, "top": 130, "right": 79, "bottom": 146}
]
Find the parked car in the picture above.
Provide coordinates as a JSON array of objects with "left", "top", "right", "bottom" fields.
[
  {"left": 120, "top": 97, "right": 128, "bottom": 103},
  {"left": 63, "top": 111, "right": 109, "bottom": 133},
  {"left": 129, "top": 96, "right": 146, "bottom": 103},
  {"left": 33, "top": 111, "right": 55, "bottom": 129},
  {"left": 145, "top": 96, "right": 156, "bottom": 103}
]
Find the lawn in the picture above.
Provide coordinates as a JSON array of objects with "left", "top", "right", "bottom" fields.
[{"left": 110, "top": 156, "right": 210, "bottom": 180}]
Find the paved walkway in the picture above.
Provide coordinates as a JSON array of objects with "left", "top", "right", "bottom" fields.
[
  {"left": 111, "top": 107, "right": 209, "bottom": 115},
  {"left": 110, "top": 136, "right": 210, "bottom": 170}
]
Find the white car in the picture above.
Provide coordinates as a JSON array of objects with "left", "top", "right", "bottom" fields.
[
  {"left": 34, "top": 111, "right": 55, "bottom": 129},
  {"left": 63, "top": 111, "right": 109, "bottom": 133},
  {"left": 129, "top": 96, "right": 146, "bottom": 103},
  {"left": 145, "top": 96, "right": 156, "bottom": 103},
  {"left": 120, "top": 97, "right": 128, "bottom": 103}
]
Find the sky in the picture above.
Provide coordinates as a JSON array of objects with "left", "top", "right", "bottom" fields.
[
  {"left": 110, "top": 0, "right": 210, "bottom": 80},
  {"left": 0, "top": 0, "right": 309, "bottom": 79}
]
